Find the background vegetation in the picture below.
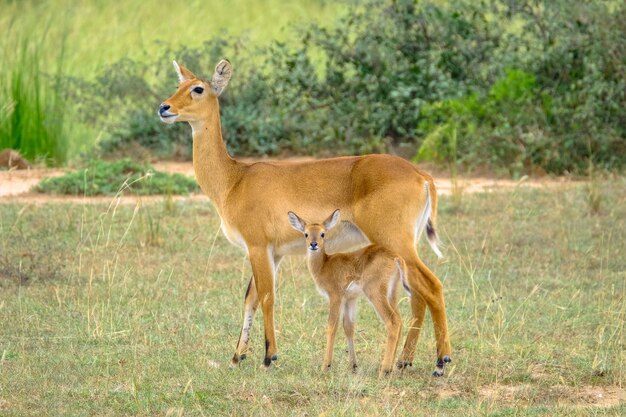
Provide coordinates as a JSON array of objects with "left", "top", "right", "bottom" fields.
[
  {"left": 36, "top": 159, "right": 199, "bottom": 196},
  {"left": 1, "top": 0, "right": 624, "bottom": 175}
]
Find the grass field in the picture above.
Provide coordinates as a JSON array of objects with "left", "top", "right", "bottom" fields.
[
  {"left": 0, "top": 180, "right": 624, "bottom": 415},
  {"left": 1, "top": 0, "right": 340, "bottom": 79}
]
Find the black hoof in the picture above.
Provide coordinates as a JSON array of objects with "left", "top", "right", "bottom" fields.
[
  {"left": 263, "top": 357, "right": 272, "bottom": 367},
  {"left": 240, "top": 354, "right": 247, "bottom": 361},
  {"left": 397, "top": 361, "right": 413, "bottom": 369},
  {"left": 271, "top": 354, "right": 278, "bottom": 361},
  {"left": 432, "top": 356, "right": 450, "bottom": 377}
]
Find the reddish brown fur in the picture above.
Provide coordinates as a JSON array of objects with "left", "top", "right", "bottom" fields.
[
  {"left": 159, "top": 60, "right": 451, "bottom": 374},
  {"left": 289, "top": 210, "right": 407, "bottom": 375}
]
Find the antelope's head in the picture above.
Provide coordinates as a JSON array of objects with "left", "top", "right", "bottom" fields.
[
  {"left": 158, "top": 59, "right": 232, "bottom": 125},
  {"left": 288, "top": 210, "right": 341, "bottom": 252}
]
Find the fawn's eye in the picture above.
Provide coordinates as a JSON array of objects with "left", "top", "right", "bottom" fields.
[
  {"left": 304, "top": 233, "right": 308, "bottom": 238},
  {"left": 321, "top": 233, "right": 325, "bottom": 238},
  {"left": 192, "top": 86, "right": 204, "bottom": 94}
]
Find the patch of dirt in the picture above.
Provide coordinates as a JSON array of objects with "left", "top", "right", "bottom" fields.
[
  {"left": 478, "top": 383, "right": 625, "bottom": 408},
  {"left": 479, "top": 383, "right": 532, "bottom": 403},
  {"left": 0, "top": 161, "right": 582, "bottom": 203},
  {"left": 570, "top": 385, "right": 625, "bottom": 408}
]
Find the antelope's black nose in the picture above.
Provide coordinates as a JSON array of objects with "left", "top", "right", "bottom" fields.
[
  {"left": 159, "top": 104, "right": 171, "bottom": 115},
  {"left": 310, "top": 242, "right": 318, "bottom": 250}
]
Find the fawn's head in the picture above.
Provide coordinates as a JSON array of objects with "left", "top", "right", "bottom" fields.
[
  {"left": 158, "top": 60, "right": 232, "bottom": 124},
  {"left": 288, "top": 209, "right": 340, "bottom": 252}
]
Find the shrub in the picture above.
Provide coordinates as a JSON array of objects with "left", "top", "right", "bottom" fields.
[
  {"left": 36, "top": 159, "right": 199, "bottom": 196},
  {"left": 71, "top": 0, "right": 625, "bottom": 175}
]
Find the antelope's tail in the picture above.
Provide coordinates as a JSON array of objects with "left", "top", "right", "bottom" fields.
[{"left": 417, "top": 180, "right": 443, "bottom": 259}]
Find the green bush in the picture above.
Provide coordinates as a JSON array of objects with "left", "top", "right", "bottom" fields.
[
  {"left": 36, "top": 159, "right": 199, "bottom": 196},
  {"left": 71, "top": 0, "right": 625, "bottom": 175}
]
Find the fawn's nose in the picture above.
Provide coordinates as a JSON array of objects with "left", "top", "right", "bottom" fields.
[
  {"left": 159, "top": 104, "right": 171, "bottom": 115},
  {"left": 309, "top": 242, "right": 318, "bottom": 250}
]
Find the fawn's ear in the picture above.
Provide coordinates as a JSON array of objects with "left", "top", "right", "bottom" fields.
[
  {"left": 323, "top": 209, "right": 341, "bottom": 230},
  {"left": 211, "top": 59, "right": 232, "bottom": 96},
  {"left": 173, "top": 60, "right": 196, "bottom": 84},
  {"left": 288, "top": 211, "right": 306, "bottom": 233}
]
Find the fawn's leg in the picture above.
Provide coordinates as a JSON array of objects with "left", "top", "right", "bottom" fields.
[
  {"left": 342, "top": 298, "right": 358, "bottom": 370},
  {"left": 367, "top": 287, "right": 402, "bottom": 376},
  {"left": 323, "top": 296, "right": 342, "bottom": 370}
]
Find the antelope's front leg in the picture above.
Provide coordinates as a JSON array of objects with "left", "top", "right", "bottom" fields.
[
  {"left": 322, "top": 296, "right": 342, "bottom": 371},
  {"left": 248, "top": 248, "right": 279, "bottom": 367},
  {"left": 232, "top": 275, "right": 258, "bottom": 364}
]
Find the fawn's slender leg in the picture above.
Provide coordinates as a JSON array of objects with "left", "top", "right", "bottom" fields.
[
  {"left": 323, "top": 296, "right": 342, "bottom": 370},
  {"left": 233, "top": 275, "right": 258, "bottom": 364},
  {"left": 342, "top": 298, "right": 358, "bottom": 370},
  {"left": 366, "top": 288, "right": 402, "bottom": 376}
]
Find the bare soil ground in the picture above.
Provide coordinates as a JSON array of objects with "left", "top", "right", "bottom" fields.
[{"left": 0, "top": 161, "right": 581, "bottom": 204}]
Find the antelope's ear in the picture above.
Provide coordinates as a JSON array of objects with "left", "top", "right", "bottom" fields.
[
  {"left": 323, "top": 209, "right": 341, "bottom": 230},
  {"left": 288, "top": 211, "right": 306, "bottom": 233},
  {"left": 211, "top": 59, "right": 232, "bottom": 96},
  {"left": 173, "top": 60, "right": 196, "bottom": 84}
]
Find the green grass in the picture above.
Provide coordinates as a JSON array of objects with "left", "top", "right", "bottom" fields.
[
  {"left": 0, "top": 0, "right": 341, "bottom": 80},
  {"left": 0, "top": 37, "right": 69, "bottom": 165},
  {"left": 36, "top": 159, "right": 199, "bottom": 196},
  {"left": 0, "top": 181, "right": 624, "bottom": 415}
]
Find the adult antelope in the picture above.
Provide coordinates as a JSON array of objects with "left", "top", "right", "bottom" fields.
[{"left": 158, "top": 59, "right": 452, "bottom": 375}]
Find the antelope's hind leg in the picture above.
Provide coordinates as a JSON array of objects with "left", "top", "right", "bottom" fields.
[
  {"left": 398, "top": 293, "right": 426, "bottom": 370},
  {"left": 405, "top": 253, "right": 452, "bottom": 376}
]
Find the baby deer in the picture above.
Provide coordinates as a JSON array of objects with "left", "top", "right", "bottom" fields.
[{"left": 288, "top": 209, "right": 409, "bottom": 375}]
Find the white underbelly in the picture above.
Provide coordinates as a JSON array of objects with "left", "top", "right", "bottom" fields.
[{"left": 220, "top": 222, "right": 248, "bottom": 252}]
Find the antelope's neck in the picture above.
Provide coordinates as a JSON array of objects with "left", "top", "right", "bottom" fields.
[{"left": 190, "top": 99, "right": 243, "bottom": 210}]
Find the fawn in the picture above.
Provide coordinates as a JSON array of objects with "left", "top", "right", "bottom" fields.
[{"left": 288, "top": 209, "right": 409, "bottom": 375}]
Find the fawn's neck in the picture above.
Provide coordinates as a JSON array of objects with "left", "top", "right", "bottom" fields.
[
  {"left": 306, "top": 249, "right": 328, "bottom": 280},
  {"left": 190, "top": 98, "right": 244, "bottom": 210}
]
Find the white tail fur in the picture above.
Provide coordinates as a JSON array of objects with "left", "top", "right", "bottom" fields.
[{"left": 415, "top": 182, "right": 443, "bottom": 258}]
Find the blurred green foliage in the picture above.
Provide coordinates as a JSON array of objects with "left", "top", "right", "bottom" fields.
[
  {"left": 60, "top": 0, "right": 626, "bottom": 174},
  {"left": 36, "top": 159, "right": 199, "bottom": 196},
  {"left": 78, "top": 0, "right": 625, "bottom": 175},
  {"left": 0, "top": 38, "right": 69, "bottom": 165}
]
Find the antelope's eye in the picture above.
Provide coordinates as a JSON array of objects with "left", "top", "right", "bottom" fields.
[
  {"left": 192, "top": 86, "right": 204, "bottom": 94},
  {"left": 321, "top": 233, "right": 325, "bottom": 238},
  {"left": 304, "top": 233, "right": 308, "bottom": 238}
]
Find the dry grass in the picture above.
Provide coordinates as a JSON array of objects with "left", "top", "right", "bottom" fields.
[{"left": 0, "top": 179, "right": 624, "bottom": 416}]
